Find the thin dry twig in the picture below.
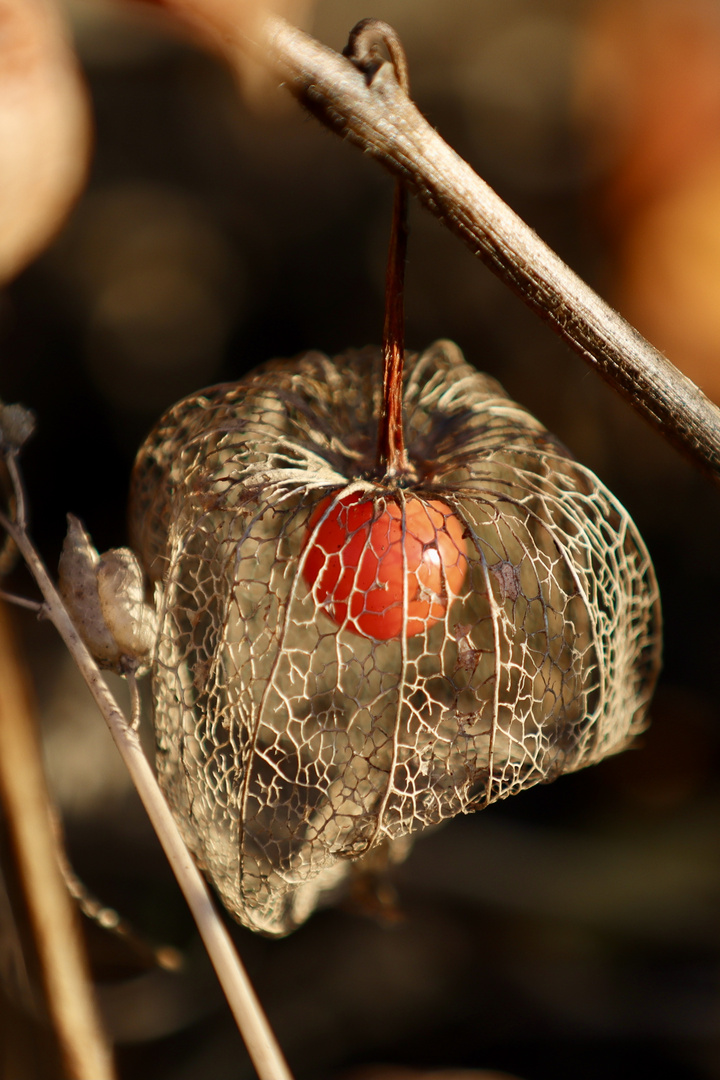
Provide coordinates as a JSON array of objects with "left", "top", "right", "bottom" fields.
[
  {"left": 56, "top": 840, "right": 183, "bottom": 973},
  {"left": 0, "top": 601, "right": 116, "bottom": 1080},
  {"left": 0, "top": 492, "right": 293, "bottom": 1080}
]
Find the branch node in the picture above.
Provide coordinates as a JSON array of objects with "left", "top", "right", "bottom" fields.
[{"left": 343, "top": 19, "right": 409, "bottom": 93}]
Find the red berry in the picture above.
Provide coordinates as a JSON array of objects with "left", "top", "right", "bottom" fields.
[{"left": 302, "top": 490, "right": 467, "bottom": 640}]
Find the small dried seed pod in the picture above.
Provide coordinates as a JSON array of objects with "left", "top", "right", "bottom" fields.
[
  {"left": 59, "top": 515, "right": 121, "bottom": 667},
  {"left": 97, "top": 549, "right": 157, "bottom": 668},
  {"left": 129, "top": 340, "right": 661, "bottom": 936},
  {"left": 59, "top": 515, "right": 156, "bottom": 674}
]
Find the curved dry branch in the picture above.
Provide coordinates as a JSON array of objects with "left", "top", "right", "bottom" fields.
[
  {"left": 133, "top": 2, "right": 720, "bottom": 483},
  {"left": 258, "top": 15, "right": 720, "bottom": 484}
]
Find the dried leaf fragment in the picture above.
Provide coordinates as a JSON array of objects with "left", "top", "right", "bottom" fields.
[{"left": 0, "top": 0, "right": 91, "bottom": 283}]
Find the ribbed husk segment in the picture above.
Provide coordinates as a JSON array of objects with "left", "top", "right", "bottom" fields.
[{"left": 129, "top": 340, "right": 661, "bottom": 936}]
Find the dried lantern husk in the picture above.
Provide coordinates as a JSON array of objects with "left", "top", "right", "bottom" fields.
[{"left": 129, "top": 340, "right": 661, "bottom": 936}]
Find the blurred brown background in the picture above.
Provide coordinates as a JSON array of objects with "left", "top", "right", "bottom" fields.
[{"left": 3, "top": 0, "right": 720, "bottom": 1077}]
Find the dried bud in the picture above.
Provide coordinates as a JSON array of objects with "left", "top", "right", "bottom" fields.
[
  {"left": 59, "top": 515, "right": 156, "bottom": 673},
  {"left": 59, "top": 515, "right": 119, "bottom": 666},
  {"left": 97, "top": 548, "right": 157, "bottom": 666},
  {"left": 0, "top": 402, "right": 36, "bottom": 451}
]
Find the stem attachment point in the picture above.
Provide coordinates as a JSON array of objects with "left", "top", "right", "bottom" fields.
[{"left": 344, "top": 21, "right": 413, "bottom": 481}]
